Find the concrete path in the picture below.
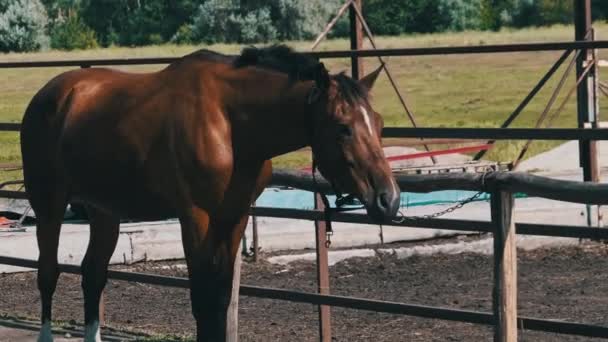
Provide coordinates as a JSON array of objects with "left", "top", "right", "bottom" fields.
[
  {"left": 0, "top": 139, "right": 604, "bottom": 274},
  {"left": 0, "top": 191, "right": 602, "bottom": 273}
]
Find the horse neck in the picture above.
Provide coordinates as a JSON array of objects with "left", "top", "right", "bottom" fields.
[{"left": 225, "top": 74, "right": 315, "bottom": 161}]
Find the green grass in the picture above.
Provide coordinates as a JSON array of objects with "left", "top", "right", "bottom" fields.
[{"left": 1, "top": 23, "right": 604, "bottom": 178}]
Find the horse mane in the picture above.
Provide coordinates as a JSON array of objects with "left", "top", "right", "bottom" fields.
[
  {"left": 233, "top": 44, "right": 369, "bottom": 104},
  {"left": 233, "top": 44, "right": 320, "bottom": 81},
  {"left": 183, "top": 45, "right": 368, "bottom": 104},
  {"left": 333, "top": 72, "right": 369, "bottom": 105}
]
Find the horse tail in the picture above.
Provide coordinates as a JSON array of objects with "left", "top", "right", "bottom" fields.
[{"left": 20, "top": 77, "right": 74, "bottom": 217}]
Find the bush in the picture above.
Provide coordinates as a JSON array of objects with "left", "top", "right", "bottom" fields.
[
  {"left": 50, "top": 12, "right": 98, "bottom": 50},
  {"left": 80, "top": 0, "right": 198, "bottom": 47},
  {"left": 538, "top": 0, "right": 573, "bottom": 25},
  {"left": 511, "top": 0, "right": 542, "bottom": 28},
  {"left": 0, "top": 0, "right": 49, "bottom": 52},
  {"left": 190, "top": 0, "right": 234, "bottom": 44},
  {"left": 230, "top": 8, "right": 277, "bottom": 43},
  {"left": 171, "top": 24, "right": 194, "bottom": 45},
  {"left": 266, "top": 0, "right": 343, "bottom": 41},
  {"left": 363, "top": 0, "right": 451, "bottom": 35},
  {"left": 441, "top": 0, "right": 483, "bottom": 31},
  {"left": 191, "top": 0, "right": 277, "bottom": 44},
  {"left": 147, "top": 33, "right": 163, "bottom": 45}
]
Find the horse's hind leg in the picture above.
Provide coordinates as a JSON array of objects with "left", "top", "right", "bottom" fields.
[
  {"left": 81, "top": 206, "right": 120, "bottom": 342},
  {"left": 30, "top": 189, "right": 68, "bottom": 342}
]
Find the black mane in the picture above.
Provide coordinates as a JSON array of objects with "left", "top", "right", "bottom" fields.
[
  {"left": 233, "top": 44, "right": 321, "bottom": 81},
  {"left": 333, "top": 72, "right": 369, "bottom": 105},
  {"left": 189, "top": 44, "right": 369, "bottom": 104}
]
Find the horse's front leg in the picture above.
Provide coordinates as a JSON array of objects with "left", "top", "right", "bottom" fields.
[{"left": 180, "top": 206, "right": 248, "bottom": 342}]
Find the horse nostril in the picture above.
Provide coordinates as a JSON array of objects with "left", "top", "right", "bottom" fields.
[{"left": 377, "top": 193, "right": 389, "bottom": 211}]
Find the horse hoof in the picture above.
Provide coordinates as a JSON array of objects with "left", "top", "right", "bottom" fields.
[
  {"left": 84, "top": 320, "right": 102, "bottom": 342},
  {"left": 37, "top": 321, "right": 54, "bottom": 342}
]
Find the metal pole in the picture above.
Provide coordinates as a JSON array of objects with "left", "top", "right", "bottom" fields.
[
  {"left": 574, "top": 0, "right": 597, "bottom": 183},
  {"left": 349, "top": 0, "right": 364, "bottom": 79},
  {"left": 593, "top": 31, "right": 603, "bottom": 228},
  {"left": 474, "top": 50, "right": 573, "bottom": 161},
  {"left": 311, "top": 0, "right": 354, "bottom": 50},
  {"left": 349, "top": 3, "right": 437, "bottom": 163}
]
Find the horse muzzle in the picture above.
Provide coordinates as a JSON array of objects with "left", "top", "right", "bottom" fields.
[{"left": 365, "top": 183, "right": 400, "bottom": 222}]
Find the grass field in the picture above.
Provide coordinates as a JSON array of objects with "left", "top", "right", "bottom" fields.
[{"left": 1, "top": 23, "right": 606, "bottom": 181}]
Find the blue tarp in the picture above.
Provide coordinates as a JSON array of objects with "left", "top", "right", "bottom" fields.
[{"left": 256, "top": 188, "right": 525, "bottom": 210}]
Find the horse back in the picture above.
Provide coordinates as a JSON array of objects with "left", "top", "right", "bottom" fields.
[{"left": 21, "top": 65, "right": 234, "bottom": 219}]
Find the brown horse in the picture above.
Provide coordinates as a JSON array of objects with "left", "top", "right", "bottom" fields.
[{"left": 21, "top": 45, "right": 400, "bottom": 342}]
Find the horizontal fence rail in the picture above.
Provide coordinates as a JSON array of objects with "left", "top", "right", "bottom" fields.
[
  {"left": 271, "top": 169, "right": 608, "bottom": 205},
  {"left": 8, "top": 167, "right": 608, "bottom": 206},
  {"left": 0, "top": 123, "right": 21, "bottom": 131},
  {"left": 251, "top": 207, "right": 608, "bottom": 240},
  {"left": 2, "top": 41, "right": 608, "bottom": 69},
  {"left": 382, "top": 127, "right": 608, "bottom": 140},
  {"left": 0, "top": 255, "right": 606, "bottom": 338},
  {"left": 4, "top": 124, "right": 608, "bottom": 141}
]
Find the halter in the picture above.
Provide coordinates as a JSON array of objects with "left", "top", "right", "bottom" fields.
[
  {"left": 307, "top": 82, "right": 365, "bottom": 247},
  {"left": 311, "top": 154, "right": 364, "bottom": 248}
]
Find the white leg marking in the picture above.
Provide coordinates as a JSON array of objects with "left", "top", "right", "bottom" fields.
[
  {"left": 84, "top": 320, "right": 102, "bottom": 342},
  {"left": 360, "top": 105, "right": 374, "bottom": 136},
  {"left": 38, "top": 320, "right": 54, "bottom": 342}
]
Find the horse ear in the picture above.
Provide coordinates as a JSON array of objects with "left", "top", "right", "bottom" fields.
[{"left": 359, "top": 63, "right": 383, "bottom": 91}]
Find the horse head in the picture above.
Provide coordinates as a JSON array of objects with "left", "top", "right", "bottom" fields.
[{"left": 308, "top": 63, "right": 400, "bottom": 221}]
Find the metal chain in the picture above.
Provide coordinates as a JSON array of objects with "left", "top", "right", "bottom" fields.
[
  {"left": 392, "top": 168, "right": 492, "bottom": 223},
  {"left": 392, "top": 190, "right": 485, "bottom": 223}
]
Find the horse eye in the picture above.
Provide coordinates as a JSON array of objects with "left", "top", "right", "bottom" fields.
[{"left": 338, "top": 124, "right": 352, "bottom": 138}]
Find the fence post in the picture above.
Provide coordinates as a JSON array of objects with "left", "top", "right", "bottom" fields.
[
  {"left": 574, "top": 0, "right": 598, "bottom": 184},
  {"left": 252, "top": 203, "right": 259, "bottom": 262},
  {"left": 491, "top": 191, "right": 517, "bottom": 342},
  {"left": 227, "top": 243, "right": 242, "bottom": 342},
  {"left": 99, "top": 292, "right": 105, "bottom": 327},
  {"left": 314, "top": 193, "right": 332, "bottom": 342},
  {"left": 349, "top": 0, "right": 364, "bottom": 79}
]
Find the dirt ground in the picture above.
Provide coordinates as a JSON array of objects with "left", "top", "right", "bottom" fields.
[{"left": 2, "top": 240, "right": 608, "bottom": 341}]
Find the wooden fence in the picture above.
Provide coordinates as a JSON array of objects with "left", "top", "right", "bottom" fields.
[
  {"left": 0, "top": 28, "right": 608, "bottom": 340},
  {"left": 2, "top": 166, "right": 608, "bottom": 340}
]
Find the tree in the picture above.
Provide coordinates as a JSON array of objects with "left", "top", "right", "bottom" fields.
[
  {"left": 479, "top": 0, "right": 501, "bottom": 30},
  {"left": 0, "top": 0, "right": 49, "bottom": 52},
  {"left": 538, "top": 0, "right": 573, "bottom": 25},
  {"left": 592, "top": 0, "right": 608, "bottom": 20},
  {"left": 190, "top": 0, "right": 277, "bottom": 44},
  {"left": 244, "top": 0, "right": 342, "bottom": 41},
  {"left": 511, "top": 0, "right": 542, "bottom": 27},
  {"left": 363, "top": 0, "right": 451, "bottom": 35},
  {"left": 79, "top": 0, "right": 130, "bottom": 46},
  {"left": 80, "top": 0, "right": 200, "bottom": 46},
  {"left": 441, "top": 0, "right": 483, "bottom": 31},
  {"left": 50, "top": 10, "right": 98, "bottom": 50},
  {"left": 40, "top": 0, "right": 80, "bottom": 19}
]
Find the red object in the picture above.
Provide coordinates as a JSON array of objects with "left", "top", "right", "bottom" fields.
[
  {"left": 0, "top": 216, "right": 14, "bottom": 227},
  {"left": 301, "top": 144, "right": 492, "bottom": 171}
]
